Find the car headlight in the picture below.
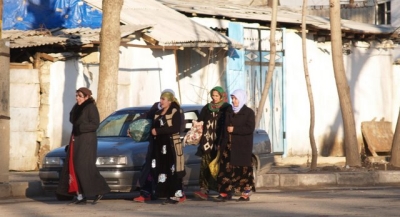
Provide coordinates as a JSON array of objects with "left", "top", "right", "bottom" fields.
[
  {"left": 43, "top": 157, "right": 63, "bottom": 167},
  {"left": 96, "top": 156, "right": 127, "bottom": 165}
]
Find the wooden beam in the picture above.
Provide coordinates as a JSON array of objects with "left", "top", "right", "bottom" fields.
[
  {"left": 39, "top": 52, "right": 55, "bottom": 62},
  {"left": 142, "top": 34, "right": 158, "bottom": 45},
  {"left": 10, "top": 63, "right": 33, "bottom": 69}
]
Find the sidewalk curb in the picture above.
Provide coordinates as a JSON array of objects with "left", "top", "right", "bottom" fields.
[
  {"left": 257, "top": 171, "right": 400, "bottom": 188},
  {"left": 0, "top": 181, "right": 44, "bottom": 198}
]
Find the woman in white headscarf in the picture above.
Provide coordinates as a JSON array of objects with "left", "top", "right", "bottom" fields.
[{"left": 214, "top": 89, "right": 256, "bottom": 202}]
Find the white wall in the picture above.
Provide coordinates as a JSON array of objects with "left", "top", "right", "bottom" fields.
[
  {"left": 284, "top": 30, "right": 396, "bottom": 157},
  {"left": 49, "top": 59, "right": 89, "bottom": 149},
  {"left": 392, "top": 0, "right": 400, "bottom": 28},
  {"left": 9, "top": 69, "right": 40, "bottom": 170}
]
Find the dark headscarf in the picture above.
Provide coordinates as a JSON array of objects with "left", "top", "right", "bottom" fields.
[
  {"left": 208, "top": 86, "right": 228, "bottom": 112},
  {"left": 77, "top": 87, "right": 92, "bottom": 97}
]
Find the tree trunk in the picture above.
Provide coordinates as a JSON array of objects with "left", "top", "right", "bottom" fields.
[
  {"left": 329, "top": 0, "right": 361, "bottom": 167},
  {"left": 267, "top": 0, "right": 279, "bottom": 7},
  {"left": 302, "top": 0, "right": 318, "bottom": 170},
  {"left": 97, "top": 0, "right": 123, "bottom": 121},
  {"left": 390, "top": 109, "right": 400, "bottom": 166},
  {"left": 255, "top": 0, "right": 278, "bottom": 129}
]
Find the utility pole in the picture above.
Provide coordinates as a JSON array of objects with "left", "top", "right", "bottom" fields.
[{"left": 0, "top": 0, "right": 11, "bottom": 186}]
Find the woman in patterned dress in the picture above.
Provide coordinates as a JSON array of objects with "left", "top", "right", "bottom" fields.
[{"left": 193, "top": 86, "right": 231, "bottom": 200}]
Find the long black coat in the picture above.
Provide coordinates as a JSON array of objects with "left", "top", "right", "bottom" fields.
[
  {"left": 221, "top": 105, "right": 255, "bottom": 166},
  {"left": 137, "top": 102, "right": 185, "bottom": 188},
  {"left": 57, "top": 99, "right": 110, "bottom": 197}
]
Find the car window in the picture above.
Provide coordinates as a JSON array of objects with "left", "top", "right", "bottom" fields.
[
  {"left": 183, "top": 111, "right": 199, "bottom": 132},
  {"left": 97, "top": 111, "right": 147, "bottom": 137}
]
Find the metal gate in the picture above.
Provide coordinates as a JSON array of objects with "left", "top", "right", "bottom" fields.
[{"left": 227, "top": 23, "right": 285, "bottom": 154}]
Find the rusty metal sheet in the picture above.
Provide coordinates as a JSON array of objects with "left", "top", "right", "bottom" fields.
[{"left": 361, "top": 121, "right": 393, "bottom": 157}]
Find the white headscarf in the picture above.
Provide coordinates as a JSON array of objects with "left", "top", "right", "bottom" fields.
[{"left": 231, "top": 89, "right": 247, "bottom": 113}]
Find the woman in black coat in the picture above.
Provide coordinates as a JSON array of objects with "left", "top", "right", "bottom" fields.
[
  {"left": 57, "top": 87, "right": 110, "bottom": 205},
  {"left": 214, "top": 89, "right": 255, "bottom": 202},
  {"left": 150, "top": 90, "right": 185, "bottom": 204},
  {"left": 133, "top": 89, "right": 186, "bottom": 203}
]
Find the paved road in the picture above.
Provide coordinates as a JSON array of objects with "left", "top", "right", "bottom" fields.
[{"left": 1, "top": 187, "right": 399, "bottom": 217}]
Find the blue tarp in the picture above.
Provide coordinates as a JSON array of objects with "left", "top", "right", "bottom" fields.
[{"left": 3, "top": 0, "right": 103, "bottom": 30}]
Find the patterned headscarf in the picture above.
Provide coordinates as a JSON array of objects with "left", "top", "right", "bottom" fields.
[
  {"left": 208, "top": 86, "right": 228, "bottom": 112},
  {"left": 231, "top": 89, "right": 247, "bottom": 113}
]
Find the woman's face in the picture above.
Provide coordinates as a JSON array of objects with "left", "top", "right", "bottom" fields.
[
  {"left": 211, "top": 90, "right": 222, "bottom": 104},
  {"left": 76, "top": 91, "right": 89, "bottom": 105},
  {"left": 231, "top": 95, "right": 239, "bottom": 107},
  {"left": 160, "top": 96, "right": 171, "bottom": 109}
]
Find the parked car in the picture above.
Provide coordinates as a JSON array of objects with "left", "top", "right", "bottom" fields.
[{"left": 39, "top": 104, "right": 273, "bottom": 197}]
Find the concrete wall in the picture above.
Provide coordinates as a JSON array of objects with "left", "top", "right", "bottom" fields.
[
  {"left": 284, "top": 30, "right": 397, "bottom": 157},
  {"left": 392, "top": 0, "right": 400, "bottom": 28},
  {"left": 9, "top": 69, "right": 40, "bottom": 171}
]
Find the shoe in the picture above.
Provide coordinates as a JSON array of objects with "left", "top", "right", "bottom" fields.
[
  {"left": 179, "top": 195, "right": 186, "bottom": 203},
  {"left": 67, "top": 198, "right": 79, "bottom": 205},
  {"left": 162, "top": 198, "right": 179, "bottom": 205},
  {"left": 133, "top": 195, "right": 151, "bottom": 203},
  {"left": 92, "top": 195, "right": 103, "bottom": 205},
  {"left": 213, "top": 194, "right": 231, "bottom": 202},
  {"left": 193, "top": 191, "right": 208, "bottom": 200},
  {"left": 236, "top": 196, "right": 250, "bottom": 202},
  {"left": 74, "top": 198, "right": 87, "bottom": 205}
]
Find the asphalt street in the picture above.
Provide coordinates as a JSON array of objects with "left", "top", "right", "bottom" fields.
[{"left": 1, "top": 187, "right": 400, "bottom": 217}]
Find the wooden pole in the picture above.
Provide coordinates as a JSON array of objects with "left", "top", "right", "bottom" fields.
[
  {"left": 0, "top": 36, "right": 10, "bottom": 183},
  {"left": 0, "top": 0, "right": 2, "bottom": 39}
]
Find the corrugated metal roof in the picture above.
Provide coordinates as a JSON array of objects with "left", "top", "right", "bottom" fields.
[
  {"left": 84, "top": 0, "right": 242, "bottom": 48},
  {"left": 2, "top": 30, "right": 68, "bottom": 48},
  {"left": 2, "top": 25, "right": 151, "bottom": 49},
  {"left": 156, "top": 0, "right": 395, "bottom": 35}
]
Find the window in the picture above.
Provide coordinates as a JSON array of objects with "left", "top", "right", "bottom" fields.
[
  {"left": 184, "top": 111, "right": 199, "bottom": 132},
  {"left": 97, "top": 110, "right": 147, "bottom": 137},
  {"left": 376, "top": 1, "right": 391, "bottom": 25}
]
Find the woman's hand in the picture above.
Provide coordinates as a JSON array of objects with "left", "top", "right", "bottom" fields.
[
  {"left": 127, "top": 129, "right": 131, "bottom": 137},
  {"left": 151, "top": 128, "right": 157, "bottom": 136},
  {"left": 227, "top": 126, "right": 234, "bottom": 133}
]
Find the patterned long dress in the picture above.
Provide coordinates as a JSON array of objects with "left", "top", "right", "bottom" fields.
[{"left": 218, "top": 139, "right": 255, "bottom": 196}]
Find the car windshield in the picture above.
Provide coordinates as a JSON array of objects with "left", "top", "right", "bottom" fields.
[{"left": 97, "top": 110, "right": 148, "bottom": 137}]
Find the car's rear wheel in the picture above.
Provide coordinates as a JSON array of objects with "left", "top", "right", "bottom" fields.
[{"left": 55, "top": 193, "right": 74, "bottom": 201}]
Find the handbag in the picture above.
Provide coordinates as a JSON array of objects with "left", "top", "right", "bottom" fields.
[
  {"left": 209, "top": 150, "right": 220, "bottom": 180},
  {"left": 183, "top": 120, "right": 203, "bottom": 145}
]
